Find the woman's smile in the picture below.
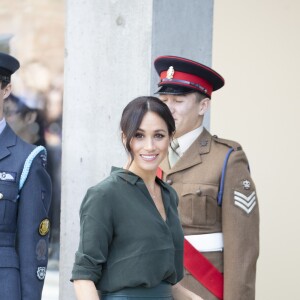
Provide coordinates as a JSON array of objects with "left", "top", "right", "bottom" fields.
[{"left": 140, "top": 154, "right": 159, "bottom": 161}]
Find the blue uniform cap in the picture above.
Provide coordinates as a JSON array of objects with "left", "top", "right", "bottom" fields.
[{"left": 0, "top": 52, "right": 20, "bottom": 83}]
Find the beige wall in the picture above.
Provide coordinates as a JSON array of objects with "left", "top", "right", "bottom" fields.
[{"left": 212, "top": 1, "right": 300, "bottom": 299}]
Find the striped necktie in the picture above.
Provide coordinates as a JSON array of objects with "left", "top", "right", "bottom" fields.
[{"left": 168, "top": 139, "right": 180, "bottom": 168}]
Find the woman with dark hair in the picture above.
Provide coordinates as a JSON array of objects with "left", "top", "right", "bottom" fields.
[{"left": 71, "top": 96, "right": 203, "bottom": 300}]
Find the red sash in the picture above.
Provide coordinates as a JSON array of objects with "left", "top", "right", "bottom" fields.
[
  {"left": 184, "top": 239, "right": 223, "bottom": 299},
  {"left": 157, "top": 167, "right": 224, "bottom": 299}
]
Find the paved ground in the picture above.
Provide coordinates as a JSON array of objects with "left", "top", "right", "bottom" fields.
[{"left": 42, "top": 270, "right": 59, "bottom": 300}]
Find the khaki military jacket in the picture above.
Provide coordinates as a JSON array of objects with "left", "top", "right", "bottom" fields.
[{"left": 160, "top": 128, "right": 259, "bottom": 300}]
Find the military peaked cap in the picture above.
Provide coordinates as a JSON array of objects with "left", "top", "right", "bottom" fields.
[
  {"left": 154, "top": 55, "right": 225, "bottom": 97},
  {"left": 0, "top": 52, "right": 20, "bottom": 83}
]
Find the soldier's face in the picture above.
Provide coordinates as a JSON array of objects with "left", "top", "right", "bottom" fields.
[
  {"left": 0, "top": 90, "right": 3, "bottom": 118},
  {"left": 159, "top": 92, "right": 204, "bottom": 138},
  {"left": 0, "top": 86, "right": 6, "bottom": 119},
  {"left": 128, "top": 111, "right": 171, "bottom": 175},
  {"left": 0, "top": 83, "right": 12, "bottom": 120}
]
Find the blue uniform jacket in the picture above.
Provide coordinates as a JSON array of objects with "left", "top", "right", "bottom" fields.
[{"left": 0, "top": 125, "right": 52, "bottom": 300}]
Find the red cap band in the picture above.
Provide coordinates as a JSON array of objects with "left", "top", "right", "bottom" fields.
[{"left": 160, "top": 70, "right": 213, "bottom": 96}]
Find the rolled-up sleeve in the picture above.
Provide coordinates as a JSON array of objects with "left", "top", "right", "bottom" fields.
[{"left": 71, "top": 187, "right": 113, "bottom": 284}]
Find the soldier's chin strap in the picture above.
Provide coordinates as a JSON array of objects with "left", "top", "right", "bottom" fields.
[{"left": 156, "top": 167, "right": 224, "bottom": 299}]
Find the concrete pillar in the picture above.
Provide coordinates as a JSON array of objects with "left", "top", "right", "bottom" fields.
[
  {"left": 150, "top": 0, "right": 214, "bottom": 128},
  {"left": 60, "top": 1, "right": 213, "bottom": 299},
  {"left": 60, "top": 1, "right": 154, "bottom": 298}
]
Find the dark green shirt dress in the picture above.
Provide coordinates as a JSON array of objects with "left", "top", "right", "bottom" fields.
[{"left": 71, "top": 167, "right": 184, "bottom": 293}]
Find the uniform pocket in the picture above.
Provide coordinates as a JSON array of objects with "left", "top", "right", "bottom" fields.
[
  {"left": 181, "top": 183, "right": 217, "bottom": 226},
  {"left": 0, "top": 183, "right": 19, "bottom": 224}
]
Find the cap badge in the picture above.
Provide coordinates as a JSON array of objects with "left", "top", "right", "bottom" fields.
[
  {"left": 39, "top": 218, "right": 50, "bottom": 236},
  {"left": 242, "top": 179, "right": 251, "bottom": 190},
  {"left": 166, "top": 66, "right": 174, "bottom": 79}
]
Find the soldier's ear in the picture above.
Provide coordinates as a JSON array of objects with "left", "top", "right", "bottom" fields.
[
  {"left": 2, "top": 83, "right": 12, "bottom": 100},
  {"left": 198, "top": 98, "right": 210, "bottom": 116},
  {"left": 25, "top": 111, "right": 38, "bottom": 124}
]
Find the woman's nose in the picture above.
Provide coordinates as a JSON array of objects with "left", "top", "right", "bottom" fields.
[{"left": 144, "top": 138, "right": 155, "bottom": 151}]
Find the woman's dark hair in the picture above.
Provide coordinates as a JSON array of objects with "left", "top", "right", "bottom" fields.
[{"left": 120, "top": 96, "right": 175, "bottom": 161}]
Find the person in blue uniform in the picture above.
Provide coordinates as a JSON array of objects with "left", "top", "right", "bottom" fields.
[
  {"left": 71, "top": 96, "right": 203, "bottom": 300},
  {"left": 4, "top": 93, "right": 61, "bottom": 268},
  {"left": 0, "top": 52, "right": 52, "bottom": 300}
]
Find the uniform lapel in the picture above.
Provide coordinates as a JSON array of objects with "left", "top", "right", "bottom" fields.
[
  {"left": 161, "top": 128, "right": 212, "bottom": 175},
  {"left": 0, "top": 125, "right": 16, "bottom": 161}
]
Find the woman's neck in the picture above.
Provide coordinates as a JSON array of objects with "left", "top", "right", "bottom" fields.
[{"left": 128, "top": 165, "right": 157, "bottom": 189}]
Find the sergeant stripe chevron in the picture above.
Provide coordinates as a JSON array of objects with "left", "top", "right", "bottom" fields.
[{"left": 234, "top": 191, "right": 256, "bottom": 214}]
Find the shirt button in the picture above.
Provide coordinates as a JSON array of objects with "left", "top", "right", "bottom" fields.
[
  {"left": 196, "top": 189, "right": 201, "bottom": 196},
  {"left": 0, "top": 193, "right": 3, "bottom": 199},
  {"left": 166, "top": 179, "right": 173, "bottom": 185}
]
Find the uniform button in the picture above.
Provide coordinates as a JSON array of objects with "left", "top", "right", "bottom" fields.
[
  {"left": 196, "top": 189, "right": 201, "bottom": 196},
  {"left": 0, "top": 193, "right": 3, "bottom": 199},
  {"left": 166, "top": 179, "right": 173, "bottom": 185}
]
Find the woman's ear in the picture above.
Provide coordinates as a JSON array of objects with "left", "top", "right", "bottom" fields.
[{"left": 198, "top": 98, "right": 211, "bottom": 116}]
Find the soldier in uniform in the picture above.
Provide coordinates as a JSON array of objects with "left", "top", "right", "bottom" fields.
[
  {"left": 154, "top": 55, "right": 259, "bottom": 300},
  {"left": 0, "top": 52, "right": 52, "bottom": 300}
]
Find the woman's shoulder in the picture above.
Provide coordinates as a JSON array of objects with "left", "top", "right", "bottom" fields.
[
  {"left": 91, "top": 174, "right": 118, "bottom": 191},
  {"left": 79, "top": 173, "right": 119, "bottom": 211},
  {"left": 82, "top": 168, "right": 131, "bottom": 204}
]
